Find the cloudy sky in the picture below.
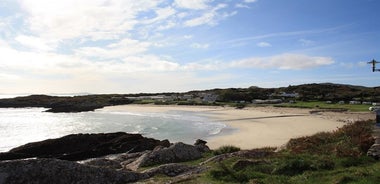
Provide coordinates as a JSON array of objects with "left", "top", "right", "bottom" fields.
[{"left": 0, "top": 0, "right": 379, "bottom": 94}]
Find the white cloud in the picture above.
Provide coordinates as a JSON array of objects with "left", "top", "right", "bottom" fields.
[
  {"left": 0, "top": 45, "right": 184, "bottom": 93},
  {"left": 235, "top": 3, "right": 250, "bottom": 8},
  {"left": 142, "top": 7, "right": 176, "bottom": 25},
  {"left": 184, "top": 12, "right": 215, "bottom": 27},
  {"left": 184, "top": 4, "right": 232, "bottom": 27},
  {"left": 299, "top": 39, "right": 314, "bottom": 46},
  {"left": 157, "top": 21, "right": 176, "bottom": 31},
  {"left": 15, "top": 35, "right": 55, "bottom": 51},
  {"left": 182, "top": 61, "right": 222, "bottom": 71},
  {"left": 75, "top": 38, "right": 151, "bottom": 59},
  {"left": 184, "top": 35, "right": 193, "bottom": 39},
  {"left": 190, "top": 43, "right": 210, "bottom": 49},
  {"left": 244, "top": 0, "right": 257, "bottom": 3},
  {"left": 18, "top": 0, "right": 160, "bottom": 41},
  {"left": 174, "top": 0, "right": 211, "bottom": 10},
  {"left": 0, "top": 38, "right": 10, "bottom": 48},
  {"left": 230, "top": 54, "right": 334, "bottom": 70},
  {"left": 257, "top": 42, "right": 272, "bottom": 47}
]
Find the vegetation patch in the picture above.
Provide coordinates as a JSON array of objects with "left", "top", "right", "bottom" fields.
[
  {"left": 203, "top": 120, "right": 379, "bottom": 184},
  {"left": 213, "top": 145, "right": 241, "bottom": 155}
]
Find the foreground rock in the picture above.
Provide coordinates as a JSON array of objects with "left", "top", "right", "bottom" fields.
[
  {"left": 0, "top": 132, "right": 170, "bottom": 161},
  {"left": 126, "top": 142, "right": 206, "bottom": 170},
  {"left": 0, "top": 140, "right": 211, "bottom": 184},
  {"left": 0, "top": 158, "right": 144, "bottom": 184},
  {"left": 367, "top": 124, "right": 380, "bottom": 159}
]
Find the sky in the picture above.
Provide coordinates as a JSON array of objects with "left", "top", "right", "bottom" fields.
[{"left": 0, "top": 0, "right": 380, "bottom": 94}]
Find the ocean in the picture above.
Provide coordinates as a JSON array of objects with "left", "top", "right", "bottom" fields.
[{"left": 0, "top": 97, "right": 227, "bottom": 152}]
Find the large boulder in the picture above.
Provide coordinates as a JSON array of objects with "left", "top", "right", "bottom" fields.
[
  {"left": 0, "top": 158, "right": 144, "bottom": 184},
  {"left": 0, "top": 132, "right": 170, "bottom": 161},
  {"left": 126, "top": 142, "right": 205, "bottom": 170}
]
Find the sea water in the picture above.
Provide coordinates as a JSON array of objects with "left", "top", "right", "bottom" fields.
[{"left": 0, "top": 106, "right": 227, "bottom": 152}]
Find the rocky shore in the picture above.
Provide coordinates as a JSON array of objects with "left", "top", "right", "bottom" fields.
[
  {"left": 0, "top": 132, "right": 211, "bottom": 184},
  {"left": 0, "top": 95, "right": 133, "bottom": 113},
  {"left": 1, "top": 122, "right": 379, "bottom": 183}
]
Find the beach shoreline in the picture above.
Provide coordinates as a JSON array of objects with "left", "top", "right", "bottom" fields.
[{"left": 101, "top": 104, "right": 375, "bottom": 149}]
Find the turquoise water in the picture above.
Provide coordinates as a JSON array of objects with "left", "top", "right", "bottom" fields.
[{"left": 0, "top": 107, "right": 227, "bottom": 152}]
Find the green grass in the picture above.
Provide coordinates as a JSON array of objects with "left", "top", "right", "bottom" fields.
[
  {"left": 205, "top": 153, "right": 379, "bottom": 184},
  {"left": 142, "top": 121, "right": 379, "bottom": 183},
  {"left": 203, "top": 121, "right": 379, "bottom": 183},
  {"left": 213, "top": 145, "right": 241, "bottom": 155},
  {"left": 275, "top": 101, "right": 372, "bottom": 112}
]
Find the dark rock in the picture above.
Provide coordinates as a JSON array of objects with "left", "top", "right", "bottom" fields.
[
  {"left": 0, "top": 158, "right": 144, "bottom": 184},
  {"left": 0, "top": 95, "right": 53, "bottom": 108},
  {"left": 45, "top": 102, "right": 104, "bottom": 112},
  {"left": 143, "top": 163, "right": 199, "bottom": 177},
  {"left": 81, "top": 158, "right": 123, "bottom": 170},
  {"left": 367, "top": 144, "right": 380, "bottom": 159},
  {"left": 106, "top": 151, "right": 150, "bottom": 163},
  {"left": 194, "top": 139, "right": 210, "bottom": 153},
  {"left": 194, "top": 139, "right": 207, "bottom": 145},
  {"left": 0, "top": 94, "right": 133, "bottom": 113},
  {"left": 0, "top": 132, "right": 170, "bottom": 161},
  {"left": 126, "top": 142, "right": 203, "bottom": 170}
]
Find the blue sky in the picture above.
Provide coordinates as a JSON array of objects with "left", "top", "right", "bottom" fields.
[{"left": 0, "top": 0, "right": 379, "bottom": 94}]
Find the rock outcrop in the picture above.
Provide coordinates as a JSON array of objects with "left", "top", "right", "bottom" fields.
[
  {"left": 143, "top": 163, "right": 200, "bottom": 177},
  {"left": 126, "top": 142, "right": 207, "bottom": 170},
  {"left": 0, "top": 158, "right": 144, "bottom": 184},
  {"left": 0, "top": 132, "right": 170, "bottom": 161},
  {"left": 367, "top": 124, "right": 380, "bottom": 159},
  {"left": 0, "top": 95, "right": 133, "bottom": 113},
  {"left": 0, "top": 134, "right": 212, "bottom": 183}
]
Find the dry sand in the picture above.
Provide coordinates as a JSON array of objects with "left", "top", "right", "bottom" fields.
[{"left": 102, "top": 104, "right": 375, "bottom": 149}]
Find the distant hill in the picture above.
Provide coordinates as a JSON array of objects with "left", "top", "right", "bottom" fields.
[
  {"left": 189, "top": 83, "right": 380, "bottom": 102},
  {"left": 1, "top": 83, "right": 379, "bottom": 112}
]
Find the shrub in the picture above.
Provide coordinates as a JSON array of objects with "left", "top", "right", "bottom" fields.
[
  {"left": 209, "top": 162, "right": 249, "bottom": 183},
  {"left": 213, "top": 145, "right": 241, "bottom": 155},
  {"left": 272, "top": 158, "right": 314, "bottom": 176},
  {"left": 339, "top": 156, "right": 375, "bottom": 167},
  {"left": 286, "top": 120, "right": 374, "bottom": 157},
  {"left": 314, "top": 158, "right": 335, "bottom": 170}
]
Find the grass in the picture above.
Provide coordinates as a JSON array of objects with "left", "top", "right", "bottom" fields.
[
  {"left": 275, "top": 101, "right": 372, "bottom": 112},
  {"left": 133, "top": 100, "right": 372, "bottom": 112},
  {"left": 141, "top": 120, "right": 379, "bottom": 183},
  {"left": 213, "top": 145, "right": 241, "bottom": 155},
  {"left": 203, "top": 120, "right": 379, "bottom": 183}
]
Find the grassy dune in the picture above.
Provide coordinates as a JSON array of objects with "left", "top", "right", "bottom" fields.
[{"left": 274, "top": 101, "right": 372, "bottom": 112}]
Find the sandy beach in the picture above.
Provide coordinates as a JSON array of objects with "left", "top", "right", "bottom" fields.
[{"left": 101, "top": 105, "right": 375, "bottom": 150}]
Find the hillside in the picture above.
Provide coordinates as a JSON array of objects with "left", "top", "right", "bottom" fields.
[
  {"left": 1, "top": 83, "right": 379, "bottom": 112},
  {"left": 200, "top": 83, "right": 380, "bottom": 102}
]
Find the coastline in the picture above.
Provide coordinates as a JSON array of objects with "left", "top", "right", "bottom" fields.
[{"left": 101, "top": 104, "right": 375, "bottom": 149}]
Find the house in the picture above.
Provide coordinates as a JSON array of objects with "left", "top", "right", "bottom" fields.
[
  {"left": 178, "top": 94, "right": 193, "bottom": 101},
  {"left": 125, "top": 95, "right": 173, "bottom": 101},
  {"left": 252, "top": 99, "right": 282, "bottom": 104},
  {"left": 349, "top": 101, "right": 361, "bottom": 105},
  {"left": 280, "top": 92, "right": 299, "bottom": 98},
  {"left": 202, "top": 93, "right": 218, "bottom": 103},
  {"left": 271, "top": 92, "right": 299, "bottom": 98}
]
